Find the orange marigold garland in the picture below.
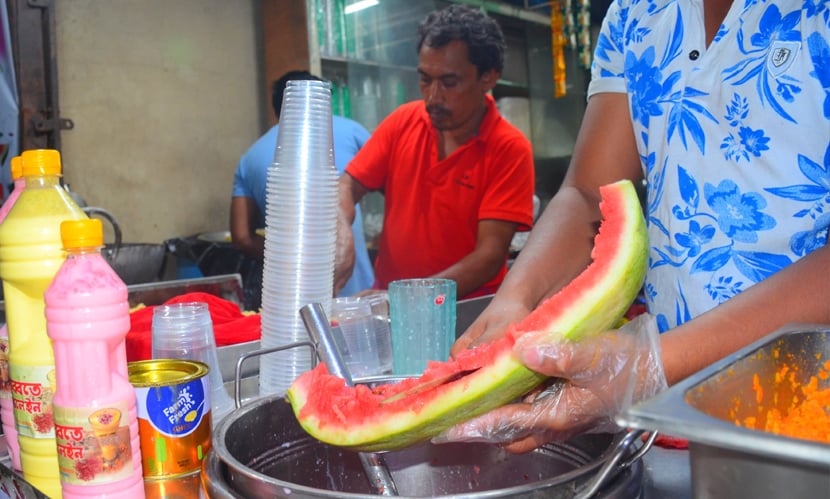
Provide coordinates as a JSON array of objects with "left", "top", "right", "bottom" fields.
[{"left": 551, "top": 0, "right": 567, "bottom": 97}]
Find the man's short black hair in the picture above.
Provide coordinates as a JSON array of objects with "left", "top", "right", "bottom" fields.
[
  {"left": 272, "top": 70, "right": 323, "bottom": 118},
  {"left": 416, "top": 4, "right": 506, "bottom": 75}
]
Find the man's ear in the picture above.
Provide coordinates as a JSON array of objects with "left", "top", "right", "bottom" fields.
[{"left": 480, "top": 69, "right": 499, "bottom": 91}]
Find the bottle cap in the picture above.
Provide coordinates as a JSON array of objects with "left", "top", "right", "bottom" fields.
[
  {"left": 21, "top": 149, "right": 62, "bottom": 177},
  {"left": 10, "top": 156, "right": 22, "bottom": 180},
  {"left": 60, "top": 219, "right": 104, "bottom": 249}
]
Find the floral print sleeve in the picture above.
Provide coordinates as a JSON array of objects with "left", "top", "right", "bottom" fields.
[{"left": 588, "top": 0, "right": 830, "bottom": 331}]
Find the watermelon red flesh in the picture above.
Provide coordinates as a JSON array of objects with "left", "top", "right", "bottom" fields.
[
  {"left": 286, "top": 179, "right": 648, "bottom": 452},
  {"left": 291, "top": 335, "right": 546, "bottom": 451},
  {"left": 510, "top": 178, "right": 647, "bottom": 342}
]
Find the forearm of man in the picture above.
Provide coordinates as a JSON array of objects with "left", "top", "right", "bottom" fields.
[
  {"left": 455, "top": 92, "right": 643, "bottom": 351},
  {"left": 335, "top": 173, "right": 371, "bottom": 294},
  {"left": 433, "top": 220, "right": 516, "bottom": 297},
  {"left": 491, "top": 92, "right": 644, "bottom": 312},
  {"left": 493, "top": 187, "right": 602, "bottom": 310},
  {"left": 338, "top": 173, "right": 373, "bottom": 226},
  {"left": 661, "top": 244, "right": 830, "bottom": 385},
  {"left": 338, "top": 173, "right": 360, "bottom": 225},
  {"left": 230, "top": 196, "right": 265, "bottom": 260}
]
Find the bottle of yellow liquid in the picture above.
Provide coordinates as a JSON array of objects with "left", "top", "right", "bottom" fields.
[{"left": 0, "top": 149, "right": 86, "bottom": 499}]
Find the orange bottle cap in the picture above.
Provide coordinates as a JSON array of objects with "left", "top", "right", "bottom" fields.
[
  {"left": 20, "top": 149, "right": 62, "bottom": 177},
  {"left": 10, "top": 156, "right": 22, "bottom": 180},
  {"left": 60, "top": 219, "right": 104, "bottom": 249}
]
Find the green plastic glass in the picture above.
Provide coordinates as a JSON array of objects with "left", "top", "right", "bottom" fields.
[{"left": 388, "top": 278, "right": 456, "bottom": 376}]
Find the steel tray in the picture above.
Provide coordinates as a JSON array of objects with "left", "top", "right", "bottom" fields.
[{"left": 618, "top": 323, "right": 830, "bottom": 499}]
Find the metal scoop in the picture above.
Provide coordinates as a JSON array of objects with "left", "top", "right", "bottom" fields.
[{"left": 300, "top": 303, "right": 399, "bottom": 497}]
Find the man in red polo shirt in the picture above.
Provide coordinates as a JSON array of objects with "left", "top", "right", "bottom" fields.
[{"left": 335, "top": 5, "right": 535, "bottom": 300}]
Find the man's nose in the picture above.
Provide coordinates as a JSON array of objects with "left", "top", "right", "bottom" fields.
[{"left": 424, "top": 82, "right": 443, "bottom": 105}]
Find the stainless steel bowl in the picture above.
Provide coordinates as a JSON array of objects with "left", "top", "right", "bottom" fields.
[
  {"left": 83, "top": 206, "right": 167, "bottom": 284},
  {"left": 203, "top": 387, "right": 645, "bottom": 498}
]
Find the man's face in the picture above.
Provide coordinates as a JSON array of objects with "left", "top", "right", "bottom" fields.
[{"left": 417, "top": 39, "right": 498, "bottom": 132}]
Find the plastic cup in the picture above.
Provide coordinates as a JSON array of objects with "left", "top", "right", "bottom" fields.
[
  {"left": 362, "top": 292, "right": 393, "bottom": 375},
  {"left": 330, "top": 297, "right": 393, "bottom": 378},
  {"left": 388, "top": 279, "right": 457, "bottom": 375},
  {"left": 151, "top": 302, "right": 234, "bottom": 423}
]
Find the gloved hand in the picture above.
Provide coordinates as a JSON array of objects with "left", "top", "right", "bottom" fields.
[{"left": 434, "top": 313, "right": 667, "bottom": 454}]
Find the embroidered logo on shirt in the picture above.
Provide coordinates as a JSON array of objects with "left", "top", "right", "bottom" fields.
[
  {"left": 455, "top": 173, "right": 475, "bottom": 190},
  {"left": 766, "top": 41, "right": 801, "bottom": 78}
]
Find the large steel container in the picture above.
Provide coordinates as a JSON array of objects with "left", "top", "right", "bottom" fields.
[
  {"left": 619, "top": 324, "right": 830, "bottom": 499},
  {"left": 202, "top": 386, "right": 646, "bottom": 498}
]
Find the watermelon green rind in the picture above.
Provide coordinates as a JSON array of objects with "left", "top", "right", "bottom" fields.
[
  {"left": 286, "top": 179, "right": 648, "bottom": 451},
  {"left": 288, "top": 347, "right": 546, "bottom": 451}
]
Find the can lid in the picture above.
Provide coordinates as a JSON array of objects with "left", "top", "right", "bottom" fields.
[
  {"left": 21, "top": 149, "right": 62, "bottom": 176},
  {"left": 10, "top": 156, "right": 22, "bottom": 180},
  {"left": 60, "top": 219, "right": 104, "bottom": 248},
  {"left": 128, "top": 359, "right": 210, "bottom": 387}
]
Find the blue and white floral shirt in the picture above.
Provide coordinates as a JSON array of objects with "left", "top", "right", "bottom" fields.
[{"left": 589, "top": 0, "right": 830, "bottom": 332}]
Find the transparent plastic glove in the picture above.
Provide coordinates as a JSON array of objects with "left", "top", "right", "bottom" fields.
[{"left": 434, "top": 314, "right": 667, "bottom": 453}]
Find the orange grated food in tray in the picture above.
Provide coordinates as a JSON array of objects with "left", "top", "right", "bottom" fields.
[
  {"left": 764, "top": 375, "right": 830, "bottom": 442},
  {"left": 736, "top": 358, "right": 830, "bottom": 444}
]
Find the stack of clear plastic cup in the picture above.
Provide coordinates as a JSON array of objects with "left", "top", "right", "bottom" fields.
[{"left": 259, "top": 80, "right": 339, "bottom": 396}]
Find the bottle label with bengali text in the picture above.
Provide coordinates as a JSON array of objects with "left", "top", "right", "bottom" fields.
[
  {"left": 0, "top": 338, "right": 10, "bottom": 400},
  {"left": 10, "top": 364, "right": 55, "bottom": 438},
  {"left": 54, "top": 401, "right": 135, "bottom": 485}
]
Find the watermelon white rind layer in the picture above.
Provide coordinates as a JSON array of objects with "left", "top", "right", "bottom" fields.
[{"left": 286, "top": 179, "right": 648, "bottom": 451}]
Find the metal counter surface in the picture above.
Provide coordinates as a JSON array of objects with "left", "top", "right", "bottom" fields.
[{"left": 641, "top": 446, "right": 692, "bottom": 498}]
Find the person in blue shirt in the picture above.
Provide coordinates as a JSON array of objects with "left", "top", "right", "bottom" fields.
[
  {"left": 444, "top": 1, "right": 830, "bottom": 452},
  {"left": 230, "top": 70, "right": 375, "bottom": 297}
]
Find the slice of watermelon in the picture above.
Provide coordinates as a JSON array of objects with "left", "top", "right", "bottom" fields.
[{"left": 286, "top": 179, "right": 648, "bottom": 451}]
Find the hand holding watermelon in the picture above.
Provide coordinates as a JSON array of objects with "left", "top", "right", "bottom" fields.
[
  {"left": 287, "top": 180, "right": 650, "bottom": 452},
  {"left": 434, "top": 314, "right": 667, "bottom": 453}
]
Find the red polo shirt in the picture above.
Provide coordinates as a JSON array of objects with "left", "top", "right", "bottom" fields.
[{"left": 346, "top": 94, "right": 535, "bottom": 298}]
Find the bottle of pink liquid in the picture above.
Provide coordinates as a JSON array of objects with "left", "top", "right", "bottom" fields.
[
  {"left": 0, "top": 155, "right": 25, "bottom": 221},
  {"left": 0, "top": 156, "right": 24, "bottom": 471},
  {"left": 44, "top": 219, "right": 144, "bottom": 498}
]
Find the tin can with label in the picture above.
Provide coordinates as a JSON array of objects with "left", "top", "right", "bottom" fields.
[
  {"left": 128, "top": 359, "right": 211, "bottom": 478},
  {"left": 143, "top": 470, "right": 202, "bottom": 499}
]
